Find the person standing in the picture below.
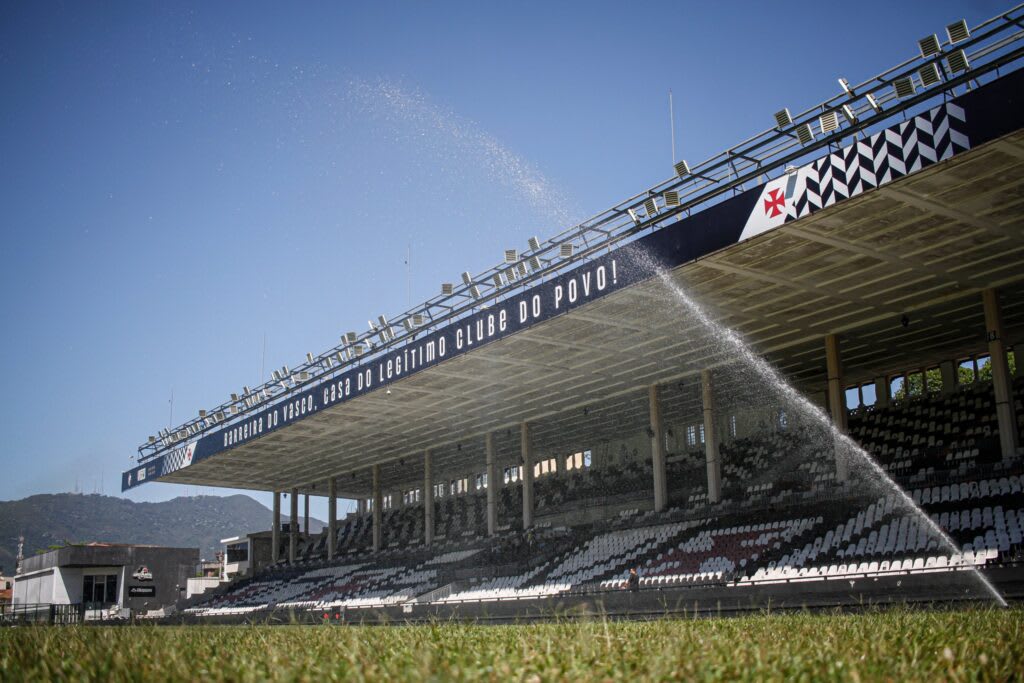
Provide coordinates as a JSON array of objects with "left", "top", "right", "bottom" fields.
[{"left": 627, "top": 567, "right": 640, "bottom": 592}]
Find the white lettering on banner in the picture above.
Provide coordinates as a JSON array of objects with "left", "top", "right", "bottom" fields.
[{"left": 195, "top": 257, "right": 621, "bottom": 461}]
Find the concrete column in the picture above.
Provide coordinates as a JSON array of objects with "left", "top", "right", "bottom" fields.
[
  {"left": 939, "top": 361, "right": 957, "bottom": 396},
  {"left": 303, "top": 494, "right": 309, "bottom": 537},
  {"left": 485, "top": 432, "right": 497, "bottom": 536},
  {"left": 289, "top": 488, "right": 298, "bottom": 564},
  {"left": 874, "top": 377, "right": 890, "bottom": 408},
  {"left": 521, "top": 422, "right": 534, "bottom": 529},
  {"left": 701, "top": 370, "right": 722, "bottom": 503},
  {"left": 271, "top": 491, "right": 281, "bottom": 563},
  {"left": 983, "top": 289, "right": 1020, "bottom": 459},
  {"left": 423, "top": 450, "right": 434, "bottom": 546},
  {"left": 357, "top": 498, "right": 366, "bottom": 516},
  {"left": 372, "top": 465, "right": 382, "bottom": 552},
  {"left": 327, "top": 478, "right": 337, "bottom": 561},
  {"left": 825, "top": 334, "right": 850, "bottom": 482},
  {"left": 649, "top": 385, "right": 667, "bottom": 511}
]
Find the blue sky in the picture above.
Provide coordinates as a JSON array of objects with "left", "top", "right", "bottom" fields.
[{"left": 0, "top": 0, "right": 999, "bottom": 518}]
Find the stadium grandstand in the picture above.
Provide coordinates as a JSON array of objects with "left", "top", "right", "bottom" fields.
[{"left": 126, "top": 7, "right": 1024, "bottom": 622}]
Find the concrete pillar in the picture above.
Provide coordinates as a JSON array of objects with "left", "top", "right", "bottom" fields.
[
  {"left": 304, "top": 494, "right": 309, "bottom": 537},
  {"left": 357, "top": 498, "right": 366, "bottom": 516},
  {"left": 327, "top": 478, "right": 337, "bottom": 561},
  {"left": 874, "top": 377, "right": 890, "bottom": 408},
  {"left": 423, "top": 450, "right": 434, "bottom": 546},
  {"left": 521, "top": 422, "right": 534, "bottom": 529},
  {"left": 289, "top": 488, "right": 298, "bottom": 564},
  {"left": 825, "top": 334, "right": 850, "bottom": 482},
  {"left": 983, "top": 289, "right": 1020, "bottom": 459},
  {"left": 271, "top": 491, "right": 281, "bottom": 563},
  {"left": 485, "top": 432, "right": 497, "bottom": 536},
  {"left": 649, "top": 385, "right": 668, "bottom": 511},
  {"left": 701, "top": 370, "right": 722, "bottom": 503},
  {"left": 372, "top": 465, "right": 382, "bottom": 552},
  {"left": 939, "top": 361, "right": 957, "bottom": 396}
]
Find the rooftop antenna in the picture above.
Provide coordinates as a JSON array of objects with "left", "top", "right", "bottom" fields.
[
  {"left": 169, "top": 388, "right": 174, "bottom": 429},
  {"left": 16, "top": 535, "right": 24, "bottom": 575},
  {"left": 260, "top": 332, "right": 267, "bottom": 385},
  {"left": 405, "top": 243, "right": 412, "bottom": 307},
  {"left": 669, "top": 89, "right": 677, "bottom": 165}
]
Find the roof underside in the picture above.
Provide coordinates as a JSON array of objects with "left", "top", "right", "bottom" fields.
[{"left": 161, "top": 130, "right": 1024, "bottom": 497}]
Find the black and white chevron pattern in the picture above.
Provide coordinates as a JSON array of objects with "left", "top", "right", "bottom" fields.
[
  {"left": 787, "top": 102, "right": 969, "bottom": 220},
  {"left": 161, "top": 442, "right": 195, "bottom": 475}
]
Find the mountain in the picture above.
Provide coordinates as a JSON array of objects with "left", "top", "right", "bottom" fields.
[{"left": 0, "top": 493, "right": 325, "bottom": 573}]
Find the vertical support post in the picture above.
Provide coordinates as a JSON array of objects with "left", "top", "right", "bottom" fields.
[
  {"left": 486, "top": 432, "right": 497, "bottom": 536},
  {"left": 423, "top": 450, "right": 434, "bottom": 547},
  {"left": 983, "top": 289, "right": 1020, "bottom": 459},
  {"left": 372, "top": 465, "right": 382, "bottom": 552},
  {"left": 701, "top": 370, "right": 722, "bottom": 503},
  {"left": 357, "top": 498, "right": 366, "bottom": 516},
  {"left": 825, "top": 334, "right": 850, "bottom": 482},
  {"left": 289, "top": 488, "right": 298, "bottom": 564},
  {"left": 874, "top": 377, "right": 890, "bottom": 408},
  {"left": 940, "top": 361, "right": 957, "bottom": 396},
  {"left": 327, "top": 478, "right": 337, "bottom": 561},
  {"left": 649, "top": 384, "right": 667, "bottom": 511},
  {"left": 271, "top": 490, "right": 281, "bottom": 564},
  {"left": 303, "top": 494, "right": 309, "bottom": 537},
  {"left": 521, "top": 422, "right": 534, "bottom": 530}
]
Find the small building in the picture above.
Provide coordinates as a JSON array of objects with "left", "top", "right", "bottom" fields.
[
  {"left": 0, "top": 574, "right": 12, "bottom": 605},
  {"left": 12, "top": 543, "right": 198, "bottom": 616}
]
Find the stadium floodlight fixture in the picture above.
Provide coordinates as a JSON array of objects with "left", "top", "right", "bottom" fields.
[
  {"left": 560, "top": 243, "right": 574, "bottom": 258},
  {"left": 865, "top": 93, "right": 882, "bottom": 112},
  {"left": 819, "top": 110, "right": 839, "bottom": 134},
  {"left": 838, "top": 78, "right": 853, "bottom": 96},
  {"left": 492, "top": 273, "right": 505, "bottom": 289},
  {"left": 517, "top": 261, "right": 528, "bottom": 277},
  {"left": 504, "top": 249, "right": 518, "bottom": 263},
  {"left": 946, "top": 19, "right": 969, "bottom": 44},
  {"left": 281, "top": 365, "right": 289, "bottom": 376},
  {"left": 306, "top": 352, "right": 314, "bottom": 363},
  {"left": 918, "top": 34, "right": 941, "bottom": 58},
  {"left": 354, "top": 345, "right": 365, "bottom": 357},
  {"left": 345, "top": 332, "right": 358, "bottom": 344},
  {"left": 919, "top": 62, "right": 942, "bottom": 87},
  {"left": 627, "top": 208, "right": 641, "bottom": 226},
  {"left": 673, "top": 159, "right": 690, "bottom": 177},
  {"left": 774, "top": 108, "right": 792, "bottom": 128},
  {"left": 893, "top": 76, "right": 916, "bottom": 99},
  {"left": 297, "top": 371, "right": 310, "bottom": 382},
  {"left": 230, "top": 406, "right": 240, "bottom": 415},
  {"left": 271, "top": 371, "right": 281, "bottom": 382},
  {"left": 528, "top": 255, "right": 542, "bottom": 272},
  {"left": 199, "top": 409, "right": 207, "bottom": 418},
  {"left": 215, "top": 411, "right": 225, "bottom": 421},
  {"left": 402, "top": 318, "right": 414, "bottom": 332},
  {"left": 947, "top": 49, "right": 970, "bottom": 73},
  {"left": 412, "top": 313, "right": 424, "bottom": 326},
  {"left": 796, "top": 123, "right": 815, "bottom": 145},
  {"left": 243, "top": 386, "right": 250, "bottom": 395},
  {"left": 663, "top": 190, "right": 680, "bottom": 207},
  {"left": 643, "top": 198, "right": 658, "bottom": 217},
  {"left": 377, "top": 315, "right": 389, "bottom": 329},
  {"left": 148, "top": 435, "right": 156, "bottom": 443},
  {"left": 504, "top": 266, "right": 517, "bottom": 282},
  {"left": 841, "top": 104, "right": 857, "bottom": 124},
  {"left": 231, "top": 392, "right": 239, "bottom": 401},
  {"left": 441, "top": 282, "right": 454, "bottom": 296},
  {"left": 528, "top": 236, "right": 541, "bottom": 252},
  {"left": 335, "top": 351, "right": 345, "bottom": 365}
]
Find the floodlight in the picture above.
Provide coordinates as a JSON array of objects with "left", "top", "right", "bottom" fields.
[
  {"left": 281, "top": 365, "right": 289, "bottom": 376},
  {"left": 504, "top": 249, "right": 517, "bottom": 263},
  {"left": 297, "top": 371, "right": 310, "bottom": 382},
  {"left": 335, "top": 351, "right": 345, "bottom": 365},
  {"left": 231, "top": 392, "right": 239, "bottom": 401},
  {"left": 865, "top": 93, "right": 881, "bottom": 112},
  {"left": 918, "top": 34, "right": 941, "bottom": 58},
  {"left": 516, "top": 261, "right": 528, "bottom": 277},
  {"left": 946, "top": 49, "right": 969, "bottom": 73},
  {"left": 893, "top": 76, "right": 916, "bottom": 99},
  {"left": 377, "top": 315, "right": 389, "bottom": 329},
  {"left": 838, "top": 78, "right": 852, "bottom": 95},
  {"left": 841, "top": 104, "right": 857, "bottom": 124},
  {"left": 919, "top": 63, "right": 942, "bottom": 87},
  {"left": 345, "top": 332, "right": 357, "bottom": 344},
  {"left": 441, "top": 282, "right": 454, "bottom": 295},
  {"left": 774, "top": 108, "right": 792, "bottom": 128},
  {"left": 663, "top": 190, "right": 680, "bottom": 207},
  {"left": 230, "top": 406, "right": 240, "bottom": 415},
  {"left": 306, "top": 352, "right": 314, "bottom": 363},
  {"left": 199, "top": 409, "right": 207, "bottom": 418},
  {"left": 528, "top": 255, "right": 541, "bottom": 272},
  {"left": 627, "top": 208, "right": 641, "bottom": 226},
  {"left": 271, "top": 371, "right": 281, "bottom": 382},
  {"left": 819, "top": 111, "right": 839, "bottom": 134},
  {"left": 528, "top": 236, "right": 541, "bottom": 251},
  {"left": 461, "top": 271, "right": 473, "bottom": 286},
  {"left": 946, "top": 19, "right": 969, "bottom": 44},
  {"left": 402, "top": 318, "right": 414, "bottom": 332},
  {"left": 492, "top": 273, "right": 505, "bottom": 289},
  {"left": 673, "top": 160, "right": 690, "bottom": 177},
  {"left": 412, "top": 313, "right": 424, "bottom": 326},
  {"left": 215, "top": 411, "right": 225, "bottom": 421},
  {"left": 368, "top": 319, "right": 378, "bottom": 332},
  {"left": 644, "top": 198, "right": 658, "bottom": 216},
  {"left": 243, "top": 386, "right": 250, "bottom": 394},
  {"left": 796, "top": 123, "right": 814, "bottom": 145},
  {"left": 354, "top": 345, "right": 365, "bottom": 357},
  {"left": 148, "top": 436, "right": 156, "bottom": 443},
  {"left": 560, "top": 243, "right": 574, "bottom": 258},
  {"left": 505, "top": 266, "right": 517, "bottom": 282}
]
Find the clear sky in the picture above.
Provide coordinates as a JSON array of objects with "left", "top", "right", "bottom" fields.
[{"left": 0, "top": 0, "right": 1000, "bottom": 519}]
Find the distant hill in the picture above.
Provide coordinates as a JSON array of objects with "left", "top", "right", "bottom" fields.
[{"left": 0, "top": 493, "right": 324, "bottom": 573}]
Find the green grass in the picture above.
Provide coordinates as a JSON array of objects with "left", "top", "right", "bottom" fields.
[{"left": 1, "top": 607, "right": 1021, "bottom": 681}]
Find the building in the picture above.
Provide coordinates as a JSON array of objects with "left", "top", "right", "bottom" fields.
[
  {"left": 13, "top": 543, "right": 198, "bottom": 616},
  {"left": 0, "top": 574, "right": 12, "bottom": 606}
]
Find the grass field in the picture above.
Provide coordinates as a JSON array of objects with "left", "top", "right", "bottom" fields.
[{"left": 1, "top": 607, "right": 1021, "bottom": 681}]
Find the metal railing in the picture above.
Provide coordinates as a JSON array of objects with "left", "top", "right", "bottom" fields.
[
  {"left": 136, "top": 4, "right": 1024, "bottom": 464},
  {"left": 0, "top": 602, "right": 83, "bottom": 626}
]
